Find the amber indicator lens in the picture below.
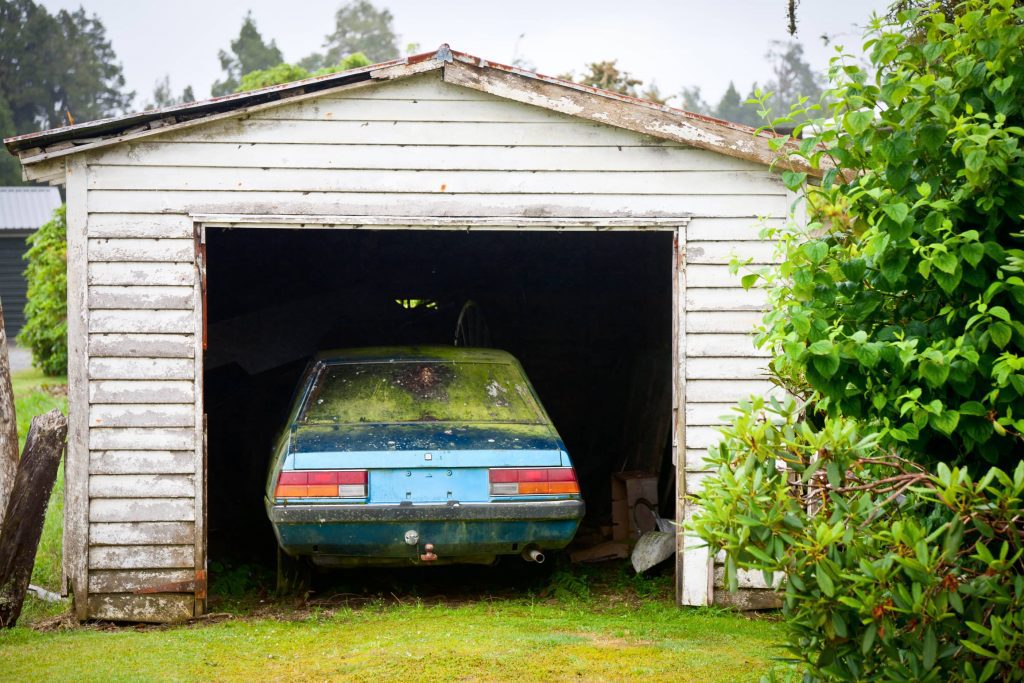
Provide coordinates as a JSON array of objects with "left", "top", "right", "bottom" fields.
[
  {"left": 275, "top": 470, "right": 368, "bottom": 499},
  {"left": 488, "top": 467, "right": 579, "bottom": 496}
]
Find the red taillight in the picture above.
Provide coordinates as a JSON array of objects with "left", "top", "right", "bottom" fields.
[
  {"left": 488, "top": 468, "right": 579, "bottom": 496},
  {"left": 274, "top": 470, "right": 368, "bottom": 499}
]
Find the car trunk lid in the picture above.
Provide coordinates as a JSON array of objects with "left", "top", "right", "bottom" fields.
[{"left": 287, "top": 423, "right": 566, "bottom": 504}]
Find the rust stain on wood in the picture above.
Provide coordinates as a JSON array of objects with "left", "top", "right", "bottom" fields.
[{"left": 134, "top": 568, "right": 206, "bottom": 599}]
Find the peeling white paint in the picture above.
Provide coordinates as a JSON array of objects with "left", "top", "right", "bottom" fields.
[{"left": 645, "top": 120, "right": 726, "bottom": 146}]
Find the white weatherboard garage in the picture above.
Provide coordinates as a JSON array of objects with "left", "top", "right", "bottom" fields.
[{"left": 6, "top": 47, "right": 807, "bottom": 622}]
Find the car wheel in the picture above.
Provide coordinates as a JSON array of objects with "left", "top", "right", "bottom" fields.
[{"left": 276, "top": 546, "right": 311, "bottom": 596}]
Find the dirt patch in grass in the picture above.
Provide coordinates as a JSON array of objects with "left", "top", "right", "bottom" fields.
[{"left": 575, "top": 631, "right": 653, "bottom": 648}]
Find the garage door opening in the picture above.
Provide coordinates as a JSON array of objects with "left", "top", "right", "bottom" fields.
[{"left": 202, "top": 227, "right": 676, "bottom": 573}]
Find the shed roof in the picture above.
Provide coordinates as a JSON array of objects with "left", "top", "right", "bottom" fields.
[
  {"left": 4, "top": 45, "right": 815, "bottom": 182},
  {"left": 0, "top": 186, "right": 61, "bottom": 231}
]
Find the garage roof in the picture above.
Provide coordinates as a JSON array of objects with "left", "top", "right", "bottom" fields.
[
  {"left": 0, "top": 186, "right": 62, "bottom": 231},
  {"left": 4, "top": 45, "right": 815, "bottom": 182}
]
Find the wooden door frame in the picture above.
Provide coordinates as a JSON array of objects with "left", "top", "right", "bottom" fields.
[{"left": 191, "top": 214, "right": 694, "bottom": 608}]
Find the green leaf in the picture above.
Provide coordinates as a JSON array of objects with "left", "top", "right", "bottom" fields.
[
  {"left": 816, "top": 563, "right": 836, "bottom": 597},
  {"left": 781, "top": 171, "right": 807, "bottom": 191},
  {"left": 933, "top": 266, "right": 962, "bottom": 294},
  {"left": 930, "top": 409, "right": 960, "bottom": 436},
  {"left": 791, "top": 312, "right": 811, "bottom": 335},
  {"left": 920, "top": 359, "right": 950, "bottom": 387},
  {"left": 881, "top": 249, "right": 910, "bottom": 282},
  {"left": 960, "top": 401, "right": 987, "bottom": 416},
  {"left": 961, "top": 242, "right": 985, "bottom": 267},
  {"left": 841, "top": 258, "right": 868, "bottom": 281},
  {"left": 845, "top": 109, "right": 874, "bottom": 135},
  {"left": 740, "top": 273, "right": 759, "bottom": 289},
  {"left": 960, "top": 639, "right": 997, "bottom": 658},
  {"left": 745, "top": 545, "right": 775, "bottom": 566},
  {"left": 812, "top": 352, "right": 841, "bottom": 378},
  {"left": 933, "top": 251, "right": 958, "bottom": 274},
  {"left": 919, "top": 123, "right": 946, "bottom": 150},
  {"left": 826, "top": 461, "right": 842, "bottom": 488},
  {"left": 943, "top": 520, "right": 964, "bottom": 560},
  {"left": 831, "top": 612, "right": 848, "bottom": 638},
  {"left": 949, "top": 590, "right": 963, "bottom": 614},
  {"left": 923, "top": 627, "right": 937, "bottom": 669},
  {"left": 809, "top": 340, "right": 834, "bottom": 356},
  {"left": 989, "top": 321, "right": 1012, "bottom": 348},
  {"left": 803, "top": 241, "right": 828, "bottom": 264},
  {"left": 988, "top": 305, "right": 1011, "bottom": 322},
  {"left": 882, "top": 203, "right": 910, "bottom": 224},
  {"left": 861, "top": 624, "right": 876, "bottom": 654},
  {"left": 853, "top": 342, "right": 881, "bottom": 368},
  {"left": 965, "top": 149, "right": 985, "bottom": 176}
]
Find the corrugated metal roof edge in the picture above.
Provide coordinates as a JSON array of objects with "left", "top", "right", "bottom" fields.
[
  {"left": 5, "top": 45, "right": 819, "bottom": 178},
  {"left": 3, "top": 50, "right": 435, "bottom": 155},
  {"left": 0, "top": 186, "right": 63, "bottom": 192},
  {"left": 0, "top": 185, "right": 62, "bottom": 231}
]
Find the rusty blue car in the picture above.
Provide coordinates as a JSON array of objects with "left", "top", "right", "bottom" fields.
[{"left": 265, "top": 347, "right": 584, "bottom": 568}]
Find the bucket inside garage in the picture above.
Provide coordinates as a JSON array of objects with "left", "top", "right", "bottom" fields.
[{"left": 202, "top": 227, "right": 675, "bottom": 575}]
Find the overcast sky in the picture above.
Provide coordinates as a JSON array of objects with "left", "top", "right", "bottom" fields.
[{"left": 39, "top": 0, "right": 889, "bottom": 109}]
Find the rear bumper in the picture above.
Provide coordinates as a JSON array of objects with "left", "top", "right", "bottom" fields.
[
  {"left": 267, "top": 499, "right": 584, "bottom": 524},
  {"left": 266, "top": 498, "right": 584, "bottom": 562}
]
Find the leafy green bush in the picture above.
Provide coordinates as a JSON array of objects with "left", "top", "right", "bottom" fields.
[
  {"left": 18, "top": 205, "right": 67, "bottom": 376},
  {"left": 236, "top": 53, "right": 371, "bottom": 92},
  {"left": 751, "top": 2, "right": 1024, "bottom": 470},
  {"left": 694, "top": 398, "right": 1024, "bottom": 679},
  {"left": 693, "top": 1, "right": 1024, "bottom": 679}
]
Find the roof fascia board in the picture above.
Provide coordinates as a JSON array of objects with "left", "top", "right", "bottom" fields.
[
  {"left": 443, "top": 58, "right": 819, "bottom": 177},
  {"left": 22, "top": 157, "right": 65, "bottom": 184},
  {"left": 15, "top": 59, "right": 444, "bottom": 169},
  {"left": 6, "top": 53, "right": 432, "bottom": 151},
  {"left": 11, "top": 43, "right": 826, "bottom": 180}
]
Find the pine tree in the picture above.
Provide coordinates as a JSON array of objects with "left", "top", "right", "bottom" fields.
[{"left": 211, "top": 12, "right": 284, "bottom": 97}]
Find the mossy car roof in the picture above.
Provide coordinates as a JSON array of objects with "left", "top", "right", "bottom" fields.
[{"left": 313, "top": 346, "right": 519, "bottom": 364}]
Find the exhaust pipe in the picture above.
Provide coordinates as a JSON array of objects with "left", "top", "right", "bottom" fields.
[{"left": 523, "top": 548, "right": 545, "bottom": 564}]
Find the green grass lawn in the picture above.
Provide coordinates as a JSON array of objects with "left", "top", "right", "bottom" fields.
[
  {"left": 4, "top": 367, "right": 792, "bottom": 681},
  {"left": 0, "top": 597, "right": 788, "bottom": 682}
]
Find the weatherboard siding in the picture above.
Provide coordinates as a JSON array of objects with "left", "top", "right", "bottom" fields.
[{"left": 72, "top": 70, "right": 783, "bottom": 620}]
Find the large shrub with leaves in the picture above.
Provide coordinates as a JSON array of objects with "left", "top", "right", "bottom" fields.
[
  {"left": 18, "top": 204, "right": 67, "bottom": 375},
  {"left": 693, "top": 2, "right": 1024, "bottom": 679},
  {"left": 696, "top": 397, "right": 1024, "bottom": 679},
  {"left": 235, "top": 53, "right": 371, "bottom": 93},
  {"left": 760, "top": 2, "right": 1024, "bottom": 470}
]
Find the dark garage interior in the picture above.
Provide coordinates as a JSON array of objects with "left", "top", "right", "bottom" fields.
[{"left": 203, "top": 228, "right": 675, "bottom": 570}]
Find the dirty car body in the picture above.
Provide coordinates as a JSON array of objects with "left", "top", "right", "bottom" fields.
[{"left": 265, "top": 347, "right": 584, "bottom": 566}]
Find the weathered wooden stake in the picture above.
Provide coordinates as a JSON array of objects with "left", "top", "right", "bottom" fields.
[
  {"left": 0, "top": 409, "right": 68, "bottom": 628},
  {"left": 0, "top": 301, "right": 20, "bottom": 531}
]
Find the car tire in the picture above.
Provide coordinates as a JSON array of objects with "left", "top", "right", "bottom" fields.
[{"left": 276, "top": 547, "right": 311, "bottom": 596}]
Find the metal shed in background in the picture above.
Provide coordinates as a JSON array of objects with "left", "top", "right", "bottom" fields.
[
  {"left": 0, "top": 186, "right": 61, "bottom": 337},
  {"left": 5, "top": 46, "right": 811, "bottom": 622}
]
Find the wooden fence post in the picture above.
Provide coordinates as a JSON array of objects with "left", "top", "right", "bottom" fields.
[
  {"left": 0, "top": 409, "right": 68, "bottom": 628},
  {"left": 0, "top": 302, "right": 20, "bottom": 531}
]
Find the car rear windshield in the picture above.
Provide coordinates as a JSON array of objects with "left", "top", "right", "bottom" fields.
[{"left": 299, "top": 361, "right": 546, "bottom": 425}]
